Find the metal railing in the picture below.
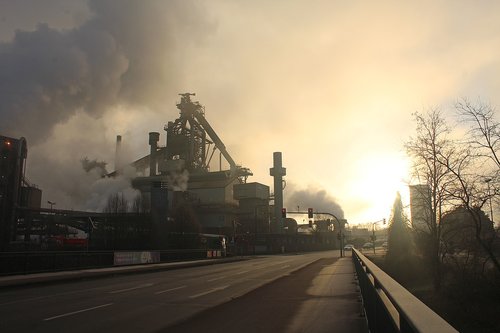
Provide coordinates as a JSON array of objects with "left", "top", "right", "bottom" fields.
[{"left": 352, "top": 248, "right": 458, "bottom": 333}]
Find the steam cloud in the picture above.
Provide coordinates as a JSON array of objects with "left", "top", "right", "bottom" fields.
[
  {"left": 0, "top": 1, "right": 213, "bottom": 210},
  {"left": 84, "top": 166, "right": 140, "bottom": 212},
  {"left": 167, "top": 170, "right": 190, "bottom": 192},
  {"left": 285, "top": 183, "right": 345, "bottom": 219},
  {"left": 0, "top": 0, "right": 212, "bottom": 143}
]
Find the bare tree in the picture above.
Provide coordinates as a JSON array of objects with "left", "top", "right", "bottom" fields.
[
  {"left": 455, "top": 99, "right": 499, "bottom": 213},
  {"left": 456, "top": 98, "right": 500, "bottom": 169},
  {"left": 407, "top": 102, "right": 500, "bottom": 281},
  {"left": 445, "top": 99, "right": 500, "bottom": 273},
  {"left": 406, "top": 109, "right": 455, "bottom": 290},
  {"left": 103, "top": 192, "right": 129, "bottom": 213},
  {"left": 131, "top": 193, "right": 148, "bottom": 213}
]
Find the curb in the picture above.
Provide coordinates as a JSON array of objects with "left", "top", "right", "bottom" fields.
[{"left": 0, "top": 256, "right": 249, "bottom": 288}]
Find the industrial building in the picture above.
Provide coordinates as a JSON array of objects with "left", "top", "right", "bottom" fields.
[
  {"left": 0, "top": 135, "right": 41, "bottom": 250},
  {"left": 119, "top": 93, "right": 272, "bottom": 237},
  {"left": 1, "top": 93, "right": 339, "bottom": 255},
  {"left": 409, "top": 184, "right": 432, "bottom": 232}
]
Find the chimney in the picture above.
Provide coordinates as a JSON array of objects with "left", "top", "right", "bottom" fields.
[
  {"left": 149, "top": 132, "right": 160, "bottom": 176},
  {"left": 115, "top": 135, "right": 122, "bottom": 172},
  {"left": 270, "top": 152, "right": 286, "bottom": 233}
]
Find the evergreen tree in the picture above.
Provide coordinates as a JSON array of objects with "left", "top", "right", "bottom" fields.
[{"left": 386, "top": 192, "right": 412, "bottom": 267}]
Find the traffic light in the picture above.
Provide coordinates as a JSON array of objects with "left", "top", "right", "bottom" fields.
[
  {"left": 281, "top": 208, "right": 287, "bottom": 218},
  {"left": 308, "top": 208, "right": 313, "bottom": 218},
  {"left": 309, "top": 220, "right": 313, "bottom": 227}
]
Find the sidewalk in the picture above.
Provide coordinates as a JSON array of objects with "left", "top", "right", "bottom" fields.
[
  {"left": 0, "top": 256, "right": 247, "bottom": 288},
  {"left": 285, "top": 256, "right": 368, "bottom": 333},
  {"left": 166, "top": 256, "right": 368, "bottom": 333}
]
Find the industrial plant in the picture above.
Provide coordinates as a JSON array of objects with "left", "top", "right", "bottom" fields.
[{"left": 0, "top": 93, "right": 339, "bottom": 265}]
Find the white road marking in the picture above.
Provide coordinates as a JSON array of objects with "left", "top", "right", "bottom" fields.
[
  {"left": 235, "top": 270, "right": 249, "bottom": 275},
  {"left": 109, "top": 283, "right": 154, "bottom": 294},
  {"left": 207, "top": 276, "right": 226, "bottom": 282},
  {"left": 43, "top": 303, "right": 113, "bottom": 321},
  {"left": 189, "top": 285, "right": 230, "bottom": 299},
  {"left": 253, "top": 259, "right": 293, "bottom": 269},
  {"left": 281, "top": 265, "right": 291, "bottom": 268},
  {"left": 155, "top": 285, "right": 187, "bottom": 295},
  {"left": 0, "top": 284, "right": 120, "bottom": 307}
]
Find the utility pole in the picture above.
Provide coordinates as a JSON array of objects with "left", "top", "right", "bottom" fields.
[{"left": 372, "top": 218, "right": 386, "bottom": 254}]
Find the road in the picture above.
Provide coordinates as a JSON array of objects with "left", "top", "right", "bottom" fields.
[{"left": 0, "top": 250, "right": 367, "bottom": 333}]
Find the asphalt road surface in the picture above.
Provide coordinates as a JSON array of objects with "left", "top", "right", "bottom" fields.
[{"left": 0, "top": 250, "right": 367, "bottom": 333}]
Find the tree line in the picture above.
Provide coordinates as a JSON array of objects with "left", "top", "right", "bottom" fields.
[{"left": 382, "top": 99, "right": 499, "bottom": 286}]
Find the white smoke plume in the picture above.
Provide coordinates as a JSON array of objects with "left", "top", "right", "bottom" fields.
[
  {"left": 167, "top": 170, "right": 190, "bottom": 192},
  {"left": 0, "top": 0, "right": 213, "bottom": 143},
  {"left": 0, "top": 1, "right": 214, "bottom": 210},
  {"left": 84, "top": 166, "right": 140, "bottom": 212}
]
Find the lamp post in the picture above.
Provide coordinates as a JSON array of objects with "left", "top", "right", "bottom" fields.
[
  {"left": 339, "top": 219, "right": 349, "bottom": 258},
  {"left": 372, "top": 218, "right": 386, "bottom": 254},
  {"left": 485, "top": 178, "right": 494, "bottom": 224},
  {"left": 47, "top": 201, "right": 56, "bottom": 211}
]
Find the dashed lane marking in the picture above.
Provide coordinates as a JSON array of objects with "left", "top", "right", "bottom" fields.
[
  {"left": 155, "top": 285, "right": 187, "bottom": 295},
  {"left": 109, "top": 283, "right": 154, "bottom": 294},
  {"left": 189, "top": 285, "right": 230, "bottom": 299},
  {"left": 43, "top": 303, "right": 113, "bottom": 321}
]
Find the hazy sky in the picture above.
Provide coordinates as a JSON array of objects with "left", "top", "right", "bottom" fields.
[{"left": 1, "top": 0, "right": 500, "bottom": 223}]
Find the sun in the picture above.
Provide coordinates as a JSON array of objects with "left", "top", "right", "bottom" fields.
[{"left": 348, "top": 152, "right": 410, "bottom": 223}]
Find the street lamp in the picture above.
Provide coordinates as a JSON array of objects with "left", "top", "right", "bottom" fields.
[
  {"left": 315, "top": 213, "right": 346, "bottom": 257},
  {"left": 372, "top": 218, "right": 386, "bottom": 254},
  {"left": 485, "top": 178, "right": 494, "bottom": 224},
  {"left": 47, "top": 201, "right": 56, "bottom": 211},
  {"left": 339, "top": 219, "right": 349, "bottom": 257}
]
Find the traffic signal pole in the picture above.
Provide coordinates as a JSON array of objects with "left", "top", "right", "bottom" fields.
[{"left": 286, "top": 210, "right": 345, "bottom": 258}]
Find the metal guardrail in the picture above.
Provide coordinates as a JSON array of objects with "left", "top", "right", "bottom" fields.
[{"left": 352, "top": 248, "right": 458, "bottom": 333}]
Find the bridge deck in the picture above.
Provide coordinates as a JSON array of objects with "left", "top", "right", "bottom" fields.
[
  {"left": 166, "top": 256, "right": 368, "bottom": 333},
  {"left": 285, "top": 256, "right": 368, "bottom": 333}
]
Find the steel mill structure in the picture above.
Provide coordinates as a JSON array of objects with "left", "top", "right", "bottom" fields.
[
  {"left": 124, "top": 93, "right": 268, "bottom": 237},
  {"left": 0, "top": 93, "right": 339, "bottom": 255}
]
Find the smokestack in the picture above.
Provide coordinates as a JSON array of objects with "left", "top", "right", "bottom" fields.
[
  {"left": 149, "top": 132, "right": 160, "bottom": 176},
  {"left": 270, "top": 152, "right": 286, "bottom": 233},
  {"left": 115, "top": 135, "right": 122, "bottom": 172}
]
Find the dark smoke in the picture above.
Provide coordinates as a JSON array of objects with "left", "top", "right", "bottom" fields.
[
  {"left": 0, "top": 0, "right": 214, "bottom": 144},
  {"left": 81, "top": 157, "right": 108, "bottom": 177},
  {"left": 285, "top": 184, "right": 345, "bottom": 219},
  {"left": 0, "top": 0, "right": 214, "bottom": 210}
]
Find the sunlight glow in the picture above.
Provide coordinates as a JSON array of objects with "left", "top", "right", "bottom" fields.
[{"left": 348, "top": 153, "right": 410, "bottom": 223}]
